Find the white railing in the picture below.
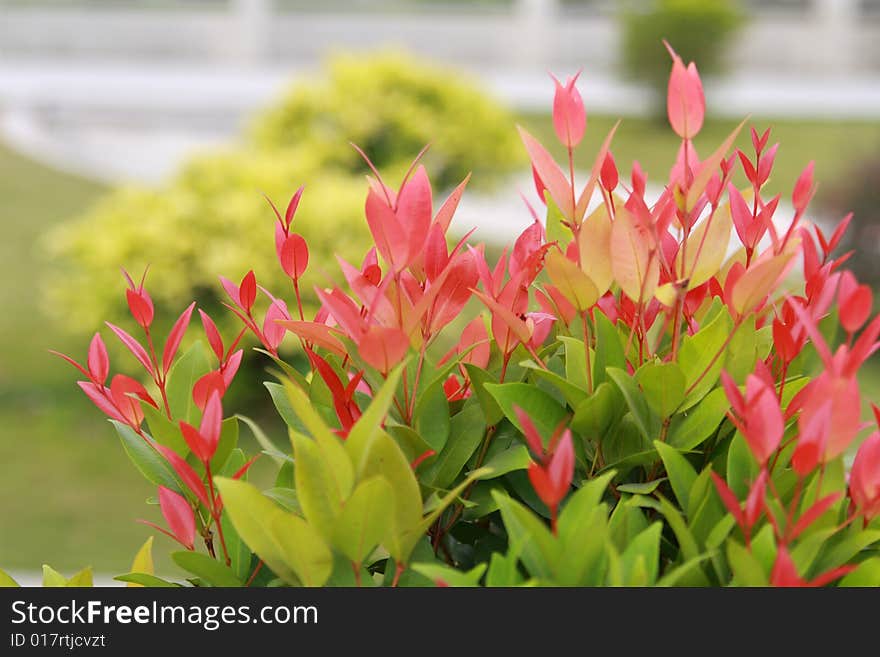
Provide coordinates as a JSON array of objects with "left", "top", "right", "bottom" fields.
[{"left": 0, "top": 1, "right": 878, "bottom": 75}]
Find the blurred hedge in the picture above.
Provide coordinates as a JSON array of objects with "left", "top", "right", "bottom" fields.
[
  {"left": 43, "top": 52, "right": 523, "bottom": 332},
  {"left": 620, "top": 0, "right": 743, "bottom": 113}
]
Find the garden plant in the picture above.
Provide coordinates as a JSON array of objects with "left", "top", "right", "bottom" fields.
[{"left": 6, "top": 43, "right": 880, "bottom": 588}]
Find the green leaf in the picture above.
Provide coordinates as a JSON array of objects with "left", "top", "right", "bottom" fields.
[
  {"left": 143, "top": 404, "right": 188, "bottom": 456},
  {"left": 726, "top": 433, "right": 759, "bottom": 498},
  {"left": 558, "top": 470, "right": 617, "bottom": 539},
  {"left": 214, "top": 477, "right": 332, "bottom": 587},
  {"left": 616, "top": 479, "right": 665, "bottom": 494},
  {"left": 609, "top": 498, "right": 650, "bottom": 549},
  {"left": 210, "top": 416, "right": 239, "bottom": 472},
  {"left": 656, "top": 495, "right": 700, "bottom": 563},
  {"left": 668, "top": 386, "right": 729, "bottom": 450},
  {"left": 592, "top": 307, "right": 626, "bottom": 387},
  {"left": 638, "top": 362, "right": 686, "bottom": 419},
  {"left": 165, "top": 340, "right": 211, "bottom": 424},
  {"left": 654, "top": 441, "right": 698, "bottom": 512},
  {"left": 359, "top": 431, "right": 422, "bottom": 562},
  {"left": 171, "top": 551, "right": 242, "bottom": 587},
  {"left": 411, "top": 563, "right": 487, "bottom": 587},
  {"left": 265, "top": 382, "right": 308, "bottom": 435},
  {"left": 606, "top": 367, "right": 655, "bottom": 442},
  {"left": 65, "top": 566, "right": 93, "bottom": 587},
  {"left": 113, "top": 573, "right": 179, "bottom": 587},
  {"left": 414, "top": 375, "right": 451, "bottom": 452},
  {"left": 332, "top": 476, "right": 394, "bottom": 565},
  {"left": 236, "top": 414, "right": 285, "bottom": 465},
  {"left": 112, "top": 421, "right": 182, "bottom": 494},
  {"left": 727, "top": 540, "right": 768, "bottom": 586},
  {"left": 42, "top": 565, "right": 68, "bottom": 587},
  {"left": 839, "top": 558, "right": 880, "bottom": 587},
  {"left": 484, "top": 382, "right": 568, "bottom": 439},
  {"left": 485, "top": 550, "right": 524, "bottom": 587},
  {"left": 345, "top": 363, "right": 405, "bottom": 473},
  {"left": 723, "top": 316, "right": 760, "bottom": 381},
  {"left": 656, "top": 553, "right": 713, "bottom": 587},
  {"left": 557, "top": 504, "right": 609, "bottom": 586},
  {"left": 423, "top": 403, "right": 486, "bottom": 490},
  {"left": 521, "top": 361, "right": 588, "bottom": 408},
  {"left": 812, "top": 529, "right": 880, "bottom": 576},
  {"left": 558, "top": 336, "right": 589, "bottom": 391},
  {"left": 476, "top": 445, "right": 530, "bottom": 480},
  {"left": 493, "top": 492, "right": 558, "bottom": 580},
  {"left": 0, "top": 568, "right": 19, "bottom": 587},
  {"left": 571, "top": 381, "right": 622, "bottom": 440},
  {"left": 621, "top": 523, "right": 662, "bottom": 585},
  {"left": 291, "top": 432, "right": 346, "bottom": 540},
  {"left": 463, "top": 364, "right": 504, "bottom": 425},
  {"left": 678, "top": 305, "right": 733, "bottom": 410}
]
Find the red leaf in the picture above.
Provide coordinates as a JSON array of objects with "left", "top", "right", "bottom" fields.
[
  {"left": 199, "top": 309, "right": 225, "bottom": 362},
  {"left": 365, "top": 186, "right": 409, "bottom": 273},
  {"left": 50, "top": 350, "right": 90, "bottom": 379},
  {"left": 433, "top": 173, "right": 470, "bottom": 233},
  {"left": 221, "top": 349, "right": 243, "bottom": 389},
  {"left": 770, "top": 546, "right": 803, "bottom": 587},
  {"left": 199, "top": 392, "right": 223, "bottom": 457},
  {"left": 551, "top": 71, "right": 585, "bottom": 149},
  {"left": 180, "top": 421, "right": 212, "bottom": 463},
  {"left": 158, "top": 486, "right": 195, "bottom": 550},
  {"left": 840, "top": 283, "right": 872, "bottom": 334},
  {"left": 600, "top": 151, "right": 618, "bottom": 192},
  {"left": 357, "top": 325, "right": 409, "bottom": 375},
  {"left": 790, "top": 492, "right": 842, "bottom": 541},
  {"left": 396, "top": 164, "right": 433, "bottom": 264},
  {"left": 285, "top": 185, "right": 305, "bottom": 227},
  {"left": 87, "top": 333, "right": 110, "bottom": 385},
  {"left": 110, "top": 374, "right": 155, "bottom": 426},
  {"left": 126, "top": 288, "right": 154, "bottom": 329},
  {"left": 710, "top": 471, "right": 745, "bottom": 528},
  {"left": 518, "top": 126, "right": 573, "bottom": 219},
  {"left": 547, "top": 430, "right": 574, "bottom": 503},
  {"left": 239, "top": 271, "right": 257, "bottom": 312},
  {"left": 192, "top": 370, "right": 227, "bottom": 412},
  {"left": 665, "top": 42, "right": 705, "bottom": 140},
  {"left": 280, "top": 233, "right": 309, "bottom": 279},
  {"left": 77, "top": 381, "right": 125, "bottom": 423},
  {"left": 275, "top": 320, "right": 346, "bottom": 357},
  {"left": 792, "top": 161, "right": 815, "bottom": 213},
  {"left": 106, "top": 322, "right": 154, "bottom": 374},
  {"left": 153, "top": 442, "right": 210, "bottom": 509},
  {"left": 513, "top": 406, "right": 545, "bottom": 457},
  {"left": 162, "top": 302, "right": 195, "bottom": 374},
  {"left": 527, "top": 462, "right": 557, "bottom": 510}
]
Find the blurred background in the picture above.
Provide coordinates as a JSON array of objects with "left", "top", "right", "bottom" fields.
[{"left": 2, "top": 0, "right": 880, "bottom": 582}]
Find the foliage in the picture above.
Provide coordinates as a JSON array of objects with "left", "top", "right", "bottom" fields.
[
  {"left": 14, "top": 44, "right": 880, "bottom": 588},
  {"left": 620, "top": 0, "right": 743, "bottom": 113},
  {"left": 42, "top": 52, "right": 522, "bottom": 333}
]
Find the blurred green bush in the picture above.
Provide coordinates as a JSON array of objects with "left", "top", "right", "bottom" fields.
[
  {"left": 620, "top": 0, "right": 743, "bottom": 112},
  {"left": 44, "top": 52, "right": 523, "bottom": 332}
]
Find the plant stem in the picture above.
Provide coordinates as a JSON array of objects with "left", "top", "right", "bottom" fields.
[
  {"left": 245, "top": 560, "right": 264, "bottom": 587},
  {"left": 582, "top": 310, "right": 593, "bottom": 393}
]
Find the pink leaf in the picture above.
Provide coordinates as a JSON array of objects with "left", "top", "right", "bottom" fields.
[
  {"left": 87, "top": 333, "right": 110, "bottom": 385},
  {"left": 280, "top": 234, "right": 309, "bottom": 280},
  {"left": 199, "top": 309, "right": 225, "bottom": 362},
  {"left": 518, "top": 126, "right": 574, "bottom": 219},
  {"left": 790, "top": 492, "right": 842, "bottom": 541},
  {"left": 551, "top": 72, "right": 586, "bottom": 149},
  {"left": 162, "top": 302, "right": 196, "bottom": 374},
  {"left": 106, "top": 322, "right": 154, "bottom": 374},
  {"left": 158, "top": 486, "right": 195, "bottom": 550},
  {"left": 153, "top": 442, "right": 211, "bottom": 509},
  {"left": 433, "top": 174, "right": 470, "bottom": 233}
]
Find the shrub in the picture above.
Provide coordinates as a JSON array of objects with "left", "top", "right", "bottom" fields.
[
  {"left": 12, "top": 45, "right": 880, "bottom": 588},
  {"left": 620, "top": 0, "right": 743, "bottom": 113},
  {"left": 43, "top": 52, "right": 522, "bottom": 333}
]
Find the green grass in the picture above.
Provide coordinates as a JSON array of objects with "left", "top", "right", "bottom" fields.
[{"left": 1, "top": 110, "right": 879, "bottom": 577}]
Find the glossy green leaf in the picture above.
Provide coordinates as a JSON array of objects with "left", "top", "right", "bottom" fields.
[
  {"left": 558, "top": 336, "right": 589, "bottom": 391},
  {"left": 668, "top": 386, "right": 729, "bottom": 450},
  {"left": 414, "top": 375, "right": 451, "bottom": 452},
  {"left": 571, "top": 381, "right": 622, "bottom": 440},
  {"left": 476, "top": 445, "right": 530, "bottom": 480},
  {"left": 423, "top": 403, "right": 485, "bottom": 489},
  {"left": 345, "top": 363, "right": 405, "bottom": 473},
  {"left": 678, "top": 305, "right": 733, "bottom": 410},
  {"left": 839, "top": 558, "right": 880, "bottom": 587},
  {"left": 171, "top": 551, "right": 242, "bottom": 587},
  {"left": 521, "top": 361, "right": 588, "bottom": 408},
  {"left": 112, "top": 421, "right": 182, "bottom": 494},
  {"left": 332, "top": 476, "right": 394, "bottom": 564},
  {"left": 165, "top": 340, "right": 211, "bottom": 424},
  {"left": 592, "top": 313, "right": 626, "bottom": 387},
  {"left": 113, "top": 573, "right": 179, "bottom": 587},
  {"left": 291, "top": 432, "right": 346, "bottom": 540},
  {"left": 210, "top": 416, "right": 239, "bottom": 472},
  {"left": 492, "top": 492, "right": 558, "bottom": 580},
  {"left": 463, "top": 364, "right": 504, "bottom": 425},
  {"left": 484, "top": 382, "right": 568, "bottom": 439},
  {"left": 143, "top": 404, "right": 188, "bottom": 457},
  {"left": 214, "top": 477, "right": 332, "bottom": 587},
  {"left": 411, "top": 563, "right": 487, "bottom": 587},
  {"left": 638, "top": 362, "right": 686, "bottom": 419},
  {"left": 621, "top": 523, "right": 662, "bottom": 585},
  {"left": 727, "top": 540, "right": 768, "bottom": 586},
  {"left": 726, "top": 433, "right": 759, "bottom": 498},
  {"left": 606, "top": 367, "right": 654, "bottom": 441},
  {"left": 654, "top": 441, "right": 698, "bottom": 512},
  {"left": 265, "top": 382, "right": 308, "bottom": 435}
]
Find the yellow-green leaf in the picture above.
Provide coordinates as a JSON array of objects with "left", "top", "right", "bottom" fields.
[
  {"left": 545, "top": 249, "right": 599, "bottom": 312},
  {"left": 127, "top": 537, "right": 154, "bottom": 588},
  {"left": 677, "top": 203, "right": 732, "bottom": 289},
  {"left": 332, "top": 476, "right": 394, "bottom": 565},
  {"left": 345, "top": 362, "right": 405, "bottom": 474},
  {"left": 0, "top": 568, "right": 19, "bottom": 587},
  {"left": 42, "top": 565, "right": 68, "bottom": 587},
  {"left": 731, "top": 248, "right": 797, "bottom": 317},
  {"left": 577, "top": 203, "right": 614, "bottom": 294},
  {"left": 610, "top": 207, "right": 659, "bottom": 302},
  {"left": 214, "top": 477, "right": 332, "bottom": 587}
]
